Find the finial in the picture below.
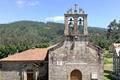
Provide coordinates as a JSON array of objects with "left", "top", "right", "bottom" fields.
[
  {"left": 79, "top": 8, "right": 85, "bottom": 14},
  {"left": 69, "top": 8, "right": 73, "bottom": 13},
  {"left": 67, "top": 8, "right": 72, "bottom": 14},
  {"left": 66, "top": 4, "right": 85, "bottom": 14},
  {"left": 67, "top": 10, "right": 69, "bottom": 14},
  {"left": 79, "top": 8, "right": 82, "bottom": 12}
]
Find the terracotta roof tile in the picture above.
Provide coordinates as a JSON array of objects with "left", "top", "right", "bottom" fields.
[{"left": 0, "top": 48, "right": 48, "bottom": 61}]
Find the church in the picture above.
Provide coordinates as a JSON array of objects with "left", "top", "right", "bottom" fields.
[{"left": 0, "top": 4, "right": 103, "bottom": 80}]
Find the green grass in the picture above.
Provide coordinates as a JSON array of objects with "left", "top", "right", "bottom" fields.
[
  {"left": 103, "top": 49, "right": 113, "bottom": 80},
  {"left": 104, "top": 58, "right": 115, "bottom": 80},
  {"left": 104, "top": 58, "right": 112, "bottom": 64}
]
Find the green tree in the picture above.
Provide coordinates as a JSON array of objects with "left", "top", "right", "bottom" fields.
[{"left": 107, "top": 19, "right": 120, "bottom": 42}]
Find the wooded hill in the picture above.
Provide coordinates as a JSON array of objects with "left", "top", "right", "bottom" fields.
[{"left": 0, "top": 21, "right": 106, "bottom": 57}]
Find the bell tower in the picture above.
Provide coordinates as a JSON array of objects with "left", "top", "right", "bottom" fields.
[{"left": 64, "top": 4, "right": 88, "bottom": 37}]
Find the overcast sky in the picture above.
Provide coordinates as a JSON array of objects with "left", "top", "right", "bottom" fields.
[{"left": 0, "top": 0, "right": 120, "bottom": 28}]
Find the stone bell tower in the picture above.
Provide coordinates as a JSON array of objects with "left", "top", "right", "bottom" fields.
[
  {"left": 64, "top": 4, "right": 88, "bottom": 36},
  {"left": 49, "top": 4, "right": 103, "bottom": 80}
]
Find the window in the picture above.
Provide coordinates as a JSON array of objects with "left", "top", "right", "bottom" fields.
[{"left": 91, "top": 73, "right": 98, "bottom": 80}]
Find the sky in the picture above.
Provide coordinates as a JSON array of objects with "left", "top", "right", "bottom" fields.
[{"left": 0, "top": 0, "right": 120, "bottom": 28}]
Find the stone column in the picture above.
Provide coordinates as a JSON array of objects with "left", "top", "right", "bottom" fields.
[
  {"left": 83, "top": 15, "right": 88, "bottom": 35},
  {"left": 22, "top": 70, "right": 27, "bottom": 80},
  {"left": 74, "top": 16, "right": 78, "bottom": 35},
  {"left": 34, "top": 70, "right": 39, "bottom": 80},
  {"left": 64, "top": 16, "right": 69, "bottom": 36}
]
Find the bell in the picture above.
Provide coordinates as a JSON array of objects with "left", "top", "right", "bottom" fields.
[
  {"left": 69, "top": 21, "right": 72, "bottom": 25},
  {"left": 69, "top": 18, "right": 73, "bottom": 21},
  {"left": 78, "top": 18, "right": 82, "bottom": 21},
  {"left": 78, "top": 18, "right": 82, "bottom": 25},
  {"left": 79, "top": 21, "right": 82, "bottom": 25}
]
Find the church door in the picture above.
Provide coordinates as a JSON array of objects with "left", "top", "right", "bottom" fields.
[
  {"left": 70, "top": 69, "right": 82, "bottom": 80},
  {"left": 27, "top": 70, "right": 34, "bottom": 80}
]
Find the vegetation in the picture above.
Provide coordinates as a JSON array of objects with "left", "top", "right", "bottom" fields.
[
  {"left": 104, "top": 51, "right": 113, "bottom": 80},
  {"left": 0, "top": 19, "right": 119, "bottom": 57},
  {"left": 0, "top": 20, "right": 107, "bottom": 58},
  {"left": 103, "top": 19, "right": 120, "bottom": 80},
  {"left": 107, "top": 19, "right": 120, "bottom": 43},
  {"left": 0, "top": 21, "right": 64, "bottom": 57}
]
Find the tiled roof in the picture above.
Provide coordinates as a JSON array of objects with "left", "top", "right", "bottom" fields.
[{"left": 0, "top": 48, "right": 48, "bottom": 61}]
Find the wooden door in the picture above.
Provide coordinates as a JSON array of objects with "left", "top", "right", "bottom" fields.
[
  {"left": 27, "top": 72, "right": 33, "bottom": 80},
  {"left": 70, "top": 69, "right": 82, "bottom": 80}
]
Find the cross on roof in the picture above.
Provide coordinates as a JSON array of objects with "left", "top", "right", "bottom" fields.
[
  {"left": 74, "top": 4, "right": 78, "bottom": 10},
  {"left": 74, "top": 4, "right": 78, "bottom": 13}
]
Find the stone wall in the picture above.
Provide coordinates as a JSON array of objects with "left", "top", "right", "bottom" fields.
[
  {"left": 49, "top": 39, "right": 103, "bottom": 80},
  {"left": 0, "top": 61, "right": 48, "bottom": 80}
]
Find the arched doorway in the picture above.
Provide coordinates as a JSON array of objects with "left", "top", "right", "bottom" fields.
[{"left": 70, "top": 69, "right": 82, "bottom": 80}]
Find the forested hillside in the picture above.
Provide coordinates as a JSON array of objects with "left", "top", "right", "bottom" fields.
[{"left": 0, "top": 21, "right": 106, "bottom": 57}]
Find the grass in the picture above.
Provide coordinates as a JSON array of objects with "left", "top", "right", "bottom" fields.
[
  {"left": 104, "top": 64, "right": 112, "bottom": 80},
  {"left": 104, "top": 57, "right": 115, "bottom": 80},
  {"left": 103, "top": 49, "right": 113, "bottom": 80}
]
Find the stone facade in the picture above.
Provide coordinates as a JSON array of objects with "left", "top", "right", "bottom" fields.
[
  {"left": 49, "top": 4, "right": 103, "bottom": 80},
  {"left": 49, "top": 38, "right": 103, "bottom": 80},
  {"left": 0, "top": 61, "right": 48, "bottom": 80}
]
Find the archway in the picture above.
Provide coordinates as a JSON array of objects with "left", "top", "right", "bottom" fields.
[{"left": 70, "top": 69, "right": 82, "bottom": 80}]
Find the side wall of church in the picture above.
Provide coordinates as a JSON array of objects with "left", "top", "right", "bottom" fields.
[
  {"left": 0, "top": 62, "right": 23, "bottom": 80},
  {"left": 0, "top": 61, "right": 48, "bottom": 80}
]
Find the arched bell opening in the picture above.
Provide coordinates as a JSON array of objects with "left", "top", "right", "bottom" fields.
[
  {"left": 68, "top": 17, "right": 74, "bottom": 34},
  {"left": 77, "top": 17, "right": 84, "bottom": 34}
]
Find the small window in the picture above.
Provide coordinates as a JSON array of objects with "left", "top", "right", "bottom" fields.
[
  {"left": 91, "top": 73, "right": 98, "bottom": 80},
  {"left": 56, "top": 61, "right": 63, "bottom": 66}
]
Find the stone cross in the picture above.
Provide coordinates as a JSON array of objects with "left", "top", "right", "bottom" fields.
[
  {"left": 74, "top": 4, "right": 78, "bottom": 13},
  {"left": 74, "top": 4, "right": 78, "bottom": 10}
]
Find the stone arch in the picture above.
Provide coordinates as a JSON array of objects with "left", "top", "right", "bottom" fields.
[
  {"left": 68, "top": 17, "right": 74, "bottom": 34},
  {"left": 77, "top": 17, "right": 83, "bottom": 25},
  {"left": 70, "top": 69, "right": 82, "bottom": 80},
  {"left": 77, "top": 17, "right": 84, "bottom": 34}
]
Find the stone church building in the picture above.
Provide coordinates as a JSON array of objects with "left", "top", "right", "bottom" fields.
[{"left": 0, "top": 4, "right": 103, "bottom": 80}]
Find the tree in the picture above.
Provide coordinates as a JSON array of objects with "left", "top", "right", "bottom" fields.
[{"left": 107, "top": 19, "right": 120, "bottom": 43}]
